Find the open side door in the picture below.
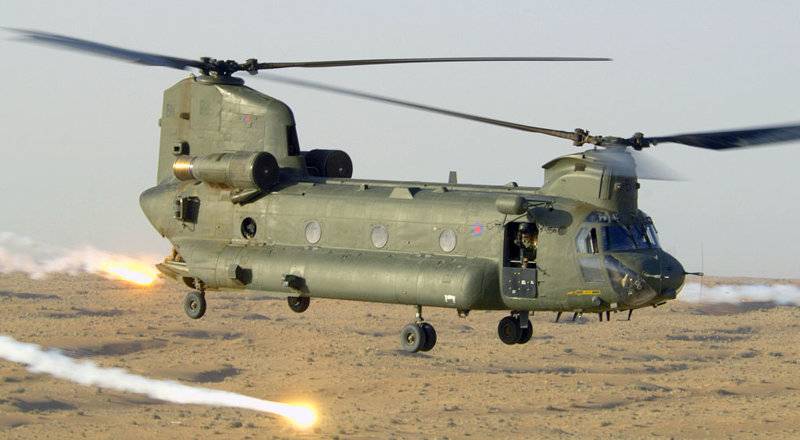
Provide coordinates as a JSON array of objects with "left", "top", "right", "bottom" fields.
[{"left": 501, "top": 222, "right": 538, "bottom": 299}]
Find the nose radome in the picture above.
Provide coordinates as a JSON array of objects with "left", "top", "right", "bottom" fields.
[
  {"left": 660, "top": 252, "right": 685, "bottom": 298},
  {"left": 638, "top": 253, "right": 662, "bottom": 293}
]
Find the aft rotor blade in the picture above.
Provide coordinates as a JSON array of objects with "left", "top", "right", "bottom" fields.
[
  {"left": 5, "top": 28, "right": 205, "bottom": 70},
  {"left": 646, "top": 124, "right": 800, "bottom": 150},
  {"left": 257, "top": 73, "right": 581, "bottom": 141},
  {"left": 6, "top": 27, "right": 611, "bottom": 82},
  {"left": 257, "top": 56, "right": 611, "bottom": 69}
]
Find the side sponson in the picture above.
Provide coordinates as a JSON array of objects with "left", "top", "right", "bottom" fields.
[{"left": 181, "top": 242, "right": 501, "bottom": 310}]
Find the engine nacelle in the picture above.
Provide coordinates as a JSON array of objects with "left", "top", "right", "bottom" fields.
[
  {"left": 173, "top": 151, "right": 279, "bottom": 191},
  {"left": 302, "top": 149, "right": 353, "bottom": 178}
]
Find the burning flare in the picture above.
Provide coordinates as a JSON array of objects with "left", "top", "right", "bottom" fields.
[
  {"left": 269, "top": 403, "right": 317, "bottom": 429},
  {"left": 0, "top": 232, "right": 161, "bottom": 287},
  {"left": 0, "top": 335, "right": 318, "bottom": 429},
  {"left": 97, "top": 258, "right": 160, "bottom": 286}
]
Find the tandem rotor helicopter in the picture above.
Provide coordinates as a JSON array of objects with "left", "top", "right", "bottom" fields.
[{"left": 11, "top": 29, "right": 800, "bottom": 353}]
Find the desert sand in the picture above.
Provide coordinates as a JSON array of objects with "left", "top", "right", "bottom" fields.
[{"left": 1, "top": 273, "right": 799, "bottom": 439}]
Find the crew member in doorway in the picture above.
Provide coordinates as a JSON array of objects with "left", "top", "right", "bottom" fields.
[{"left": 515, "top": 224, "right": 538, "bottom": 267}]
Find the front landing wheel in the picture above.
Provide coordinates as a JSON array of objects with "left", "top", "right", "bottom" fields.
[
  {"left": 517, "top": 323, "right": 533, "bottom": 344},
  {"left": 497, "top": 316, "right": 520, "bottom": 345},
  {"left": 183, "top": 291, "right": 206, "bottom": 319}
]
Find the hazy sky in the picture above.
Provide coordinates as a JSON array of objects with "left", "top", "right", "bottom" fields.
[{"left": 1, "top": 1, "right": 798, "bottom": 278}]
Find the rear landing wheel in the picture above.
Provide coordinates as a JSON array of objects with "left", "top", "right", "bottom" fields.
[
  {"left": 420, "top": 322, "right": 437, "bottom": 352},
  {"left": 183, "top": 291, "right": 206, "bottom": 319},
  {"left": 287, "top": 296, "right": 310, "bottom": 313},
  {"left": 400, "top": 323, "right": 426, "bottom": 353}
]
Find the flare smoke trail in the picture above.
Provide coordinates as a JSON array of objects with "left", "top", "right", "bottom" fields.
[
  {"left": 0, "top": 232, "right": 160, "bottom": 285},
  {"left": 679, "top": 282, "right": 800, "bottom": 305},
  {"left": 0, "top": 335, "right": 316, "bottom": 428}
]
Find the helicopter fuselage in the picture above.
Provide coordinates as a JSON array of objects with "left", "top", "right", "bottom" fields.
[
  {"left": 139, "top": 75, "right": 685, "bottom": 350},
  {"left": 141, "top": 174, "right": 684, "bottom": 315}
]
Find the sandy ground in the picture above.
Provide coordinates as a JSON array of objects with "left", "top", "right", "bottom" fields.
[{"left": 1, "top": 273, "right": 799, "bottom": 439}]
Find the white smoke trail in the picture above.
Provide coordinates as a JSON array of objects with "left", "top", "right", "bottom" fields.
[
  {"left": 0, "top": 232, "right": 160, "bottom": 285},
  {"left": 0, "top": 335, "right": 316, "bottom": 428},
  {"left": 679, "top": 282, "right": 800, "bottom": 305}
]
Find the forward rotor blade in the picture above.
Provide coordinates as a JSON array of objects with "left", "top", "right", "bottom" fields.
[
  {"left": 594, "top": 148, "right": 683, "bottom": 181},
  {"left": 4, "top": 28, "right": 205, "bottom": 70},
  {"left": 257, "top": 56, "right": 611, "bottom": 69},
  {"left": 257, "top": 73, "right": 580, "bottom": 141},
  {"left": 646, "top": 124, "right": 800, "bottom": 150}
]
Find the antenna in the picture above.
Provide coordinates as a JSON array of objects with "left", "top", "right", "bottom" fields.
[{"left": 699, "top": 242, "right": 705, "bottom": 302}]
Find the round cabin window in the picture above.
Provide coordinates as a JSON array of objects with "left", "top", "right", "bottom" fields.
[
  {"left": 241, "top": 217, "right": 257, "bottom": 238},
  {"left": 371, "top": 224, "right": 389, "bottom": 249},
  {"left": 305, "top": 221, "right": 322, "bottom": 244},
  {"left": 439, "top": 229, "right": 457, "bottom": 253}
]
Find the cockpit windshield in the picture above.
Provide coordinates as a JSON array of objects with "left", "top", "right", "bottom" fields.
[
  {"left": 603, "top": 222, "right": 660, "bottom": 251},
  {"left": 644, "top": 223, "right": 660, "bottom": 248}
]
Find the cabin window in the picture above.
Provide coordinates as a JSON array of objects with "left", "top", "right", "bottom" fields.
[
  {"left": 371, "top": 225, "right": 389, "bottom": 248},
  {"left": 241, "top": 217, "right": 257, "bottom": 238},
  {"left": 305, "top": 221, "right": 321, "bottom": 244},
  {"left": 173, "top": 196, "right": 199, "bottom": 223},
  {"left": 439, "top": 229, "right": 457, "bottom": 253}
]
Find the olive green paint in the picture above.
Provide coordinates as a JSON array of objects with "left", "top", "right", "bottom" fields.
[{"left": 141, "top": 75, "right": 686, "bottom": 319}]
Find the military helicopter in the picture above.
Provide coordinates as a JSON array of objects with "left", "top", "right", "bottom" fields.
[{"left": 11, "top": 29, "right": 800, "bottom": 353}]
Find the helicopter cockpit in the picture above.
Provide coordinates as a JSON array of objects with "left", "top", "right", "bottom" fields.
[
  {"left": 577, "top": 211, "right": 660, "bottom": 252},
  {"left": 575, "top": 211, "right": 683, "bottom": 307}
]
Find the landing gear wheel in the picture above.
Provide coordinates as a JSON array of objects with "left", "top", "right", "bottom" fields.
[
  {"left": 183, "top": 291, "right": 206, "bottom": 319},
  {"left": 419, "top": 322, "right": 437, "bottom": 352},
  {"left": 287, "top": 296, "right": 310, "bottom": 313},
  {"left": 400, "top": 323, "right": 426, "bottom": 353},
  {"left": 498, "top": 316, "right": 521, "bottom": 345},
  {"left": 517, "top": 323, "right": 533, "bottom": 344}
]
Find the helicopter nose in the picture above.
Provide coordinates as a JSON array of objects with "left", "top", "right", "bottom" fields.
[
  {"left": 659, "top": 252, "right": 685, "bottom": 299},
  {"left": 640, "top": 250, "right": 684, "bottom": 298},
  {"left": 609, "top": 250, "right": 684, "bottom": 307}
]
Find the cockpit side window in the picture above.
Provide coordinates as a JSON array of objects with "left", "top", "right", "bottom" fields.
[
  {"left": 576, "top": 226, "right": 603, "bottom": 282},
  {"left": 576, "top": 227, "right": 599, "bottom": 254}
]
